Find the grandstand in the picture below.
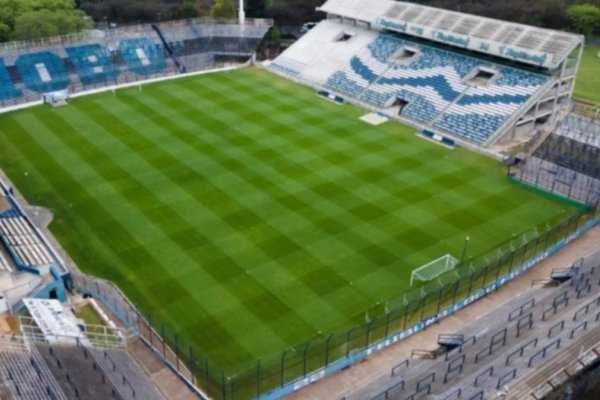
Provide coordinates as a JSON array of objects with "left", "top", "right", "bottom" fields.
[
  {"left": 0, "top": 18, "right": 270, "bottom": 110},
  {"left": 269, "top": 0, "right": 583, "bottom": 150},
  {"left": 512, "top": 113, "right": 600, "bottom": 207},
  {"left": 0, "top": 335, "right": 165, "bottom": 400},
  {"left": 0, "top": 177, "right": 69, "bottom": 315}
]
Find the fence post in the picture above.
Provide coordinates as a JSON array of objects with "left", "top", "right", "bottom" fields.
[
  {"left": 533, "top": 233, "right": 544, "bottom": 257},
  {"left": 451, "top": 279, "right": 460, "bottom": 306},
  {"left": 205, "top": 357, "right": 210, "bottom": 397},
  {"left": 384, "top": 312, "right": 391, "bottom": 339},
  {"left": 346, "top": 328, "right": 354, "bottom": 358},
  {"left": 149, "top": 314, "right": 153, "bottom": 347},
  {"left": 520, "top": 240, "right": 530, "bottom": 267},
  {"left": 280, "top": 350, "right": 287, "bottom": 388},
  {"left": 135, "top": 304, "right": 140, "bottom": 334},
  {"left": 436, "top": 286, "right": 443, "bottom": 314},
  {"left": 325, "top": 333, "right": 334, "bottom": 367},
  {"left": 188, "top": 346, "right": 194, "bottom": 380},
  {"left": 175, "top": 333, "right": 179, "bottom": 371},
  {"left": 507, "top": 247, "right": 516, "bottom": 274},
  {"left": 419, "top": 294, "right": 427, "bottom": 322},
  {"left": 481, "top": 265, "right": 489, "bottom": 291},
  {"left": 256, "top": 359, "right": 261, "bottom": 399},
  {"left": 467, "top": 270, "right": 475, "bottom": 297},
  {"left": 303, "top": 342, "right": 310, "bottom": 377},
  {"left": 494, "top": 254, "right": 502, "bottom": 282},
  {"left": 222, "top": 370, "right": 227, "bottom": 400},
  {"left": 365, "top": 321, "right": 372, "bottom": 349},
  {"left": 161, "top": 324, "right": 166, "bottom": 361}
]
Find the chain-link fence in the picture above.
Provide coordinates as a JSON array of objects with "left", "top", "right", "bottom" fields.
[{"left": 72, "top": 206, "right": 599, "bottom": 400}]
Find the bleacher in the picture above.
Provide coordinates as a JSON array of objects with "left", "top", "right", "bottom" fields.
[
  {"left": 0, "top": 249, "right": 12, "bottom": 271},
  {"left": 91, "top": 348, "right": 164, "bottom": 400},
  {"left": 0, "top": 215, "right": 55, "bottom": 270},
  {"left": 34, "top": 344, "right": 165, "bottom": 400},
  {"left": 290, "top": 30, "right": 550, "bottom": 145},
  {"left": 555, "top": 114, "right": 600, "bottom": 148},
  {"left": 514, "top": 113, "right": 600, "bottom": 207},
  {"left": 0, "top": 18, "right": 270, "bottom": 109},
  {"left": 0, "top": 339, "right": 166, "bottom": 400},
  {"left": 0, "top": 346, "right": 68, "bottom": 400},
  {"left": 270, "top": 0, "right": 583, "bottom": 149}
]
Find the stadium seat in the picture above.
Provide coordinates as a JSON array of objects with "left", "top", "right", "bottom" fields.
[
  {"left": 118, "top": 37, "right": 167, "bottom": 76},
  {"left": 0, "top": 58, "right": 22, "bottom": 100},
  {"left": 66, "top": 44, "right": 120, "bottom": 86},
  {"left": 319, "top": 31, "right": 549, "bottom": 143},
  {"left": 14, "top": 51, "right": 71, "bottom": 93}
]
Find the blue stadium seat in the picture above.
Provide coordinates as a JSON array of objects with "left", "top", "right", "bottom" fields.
[
  {"left": 14, "top": 51, "right": 70, "bottom": 93},
  {"left": 325, "top": 71, "right": 365, "bottom": 98},
  {"left": 0, "top": 58, "right": 21, "bottom": 100},
  {"left": 66, "top": 44, "right": 120, "bottom": 86},
  {"left": 323, "top": 32, "right": 550, "bottom": 144},
  {"left": 118, "top": 38, "right": 166, "bottom": 76}
]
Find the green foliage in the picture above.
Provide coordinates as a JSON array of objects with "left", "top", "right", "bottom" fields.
[
  {"left": 0, "top": 22, "right": 10, "bottom": 42},
  {"left": 567, "top": 3, "right": 600, "bottom": 37},
  {"left": 0, "top": 0, "right": 91, "bottom": 41},
  {"left": 195, "top": 0, "right": 214, "bottom": 17},
  {"left": 179, "top": 0, "right": 199, "bottom": 18},
  {"left": 210, "top": 0, "right": 236, "bottom": 19},
  {"left": 246, "top": 0, "right": 266, "bottom": 18}
]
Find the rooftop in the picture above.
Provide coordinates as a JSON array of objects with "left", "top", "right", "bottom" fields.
[{"left": 318, "top": 0, "right": 583, "bottom": 69}]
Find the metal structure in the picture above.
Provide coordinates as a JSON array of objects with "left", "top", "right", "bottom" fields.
[
  {"left": 344, "top": 251, "right": 600, "bottom": 400},
  {"left": 511, "top": 113, "right": 600, "bottom": 208},
  {"left": 308, "top": 0, "right": 585, "bottom": 149}
]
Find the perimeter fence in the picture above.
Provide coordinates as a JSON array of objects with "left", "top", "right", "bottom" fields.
[{"left": 72, "top": 203, "right": 600, "bottom": 400}]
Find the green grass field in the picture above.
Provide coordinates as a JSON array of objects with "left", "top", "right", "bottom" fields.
[
  {"left": 0, "top": 68, "right": 577, "bottom": 369},
  {"left": 575, "top": 46, "right": 600, "bottom": 103}
]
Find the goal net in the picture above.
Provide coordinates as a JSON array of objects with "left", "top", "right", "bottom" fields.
[
  {"left": 410, "top": 254, "right": 459, "bottom": 286},
  {"left": 43, "top": 89, "right": 69, "bottom": 107}
]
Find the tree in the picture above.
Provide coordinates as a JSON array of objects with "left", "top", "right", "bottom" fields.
[
  {"left": 0, "top": 0, "right": 91, "bottom": 41},
  {"left": 180, "top": 0, "right": 198, "bottom": 18},
  {"left": 13, "top": 9, "right": 91, "bottom": 40},
  {"left": 246, "top": 0, "right": 267, "bottom": 18},
  {"left": 567, "top": 3, "right": 600, "bottom": 37},
  {"left": 196, "top": 0, "right": 214, "bottom": 17},
  {"left": 211, "top": 0, "right": 236, "bottom": 19},
  {"left": 0, "top": 22, "right": 10, "bottom": 42}
]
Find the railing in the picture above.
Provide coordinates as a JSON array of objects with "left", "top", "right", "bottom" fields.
[
  {"left": 70, "top": 204, "right": 599, "bottom": 400},
  {"left": 0, "top": 18, "right": 273, "bottom": 54},
  {"left": 18, "top": 316, "right": 129, "bottom": 349}
]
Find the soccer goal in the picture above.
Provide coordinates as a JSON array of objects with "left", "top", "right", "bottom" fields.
[
  {"left": 410, "top": 254, "right": 460, "bottom": 286},
  {"left": 42, "top": 89, "right": 69, "bottom": 107}
]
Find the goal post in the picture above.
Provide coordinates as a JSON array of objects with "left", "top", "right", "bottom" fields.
[
  {"left": 42, "top": 89, "right": 69, "bottom": 107},
  {"left": 410, "top": 254, "right": 460, "bottom": 286}
]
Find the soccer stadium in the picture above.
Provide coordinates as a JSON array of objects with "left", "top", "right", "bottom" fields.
[{"left": 0, "top": 0, "right": 599, "bottom": 399}]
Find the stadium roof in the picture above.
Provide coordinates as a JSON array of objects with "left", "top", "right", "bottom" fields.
[{"left": 318, "top": 0, "right": 583, "bottom": 70}]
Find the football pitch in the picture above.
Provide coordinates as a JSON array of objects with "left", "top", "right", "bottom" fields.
[{"left": 0, "top": 67, "right": 578, "bottom": 369}]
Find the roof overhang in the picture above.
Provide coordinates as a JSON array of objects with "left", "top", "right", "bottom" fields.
[{"left": 318, "top": 0, "right": 584, "bottom": 70}]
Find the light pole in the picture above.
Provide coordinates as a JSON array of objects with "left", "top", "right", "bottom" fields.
[
  {"left": 24, "top": 172, "right": 33, "bottom": 204},
  {"left": 460, "top": 236, "right": 470, "bottom": 266},
  {"left": 24, "top": 172, "right": 37, "bottom": 216}
]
